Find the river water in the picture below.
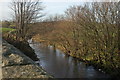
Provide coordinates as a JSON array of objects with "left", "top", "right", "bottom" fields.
[{"left": 29, "top": 41, "right": 110, "bottom": 79}]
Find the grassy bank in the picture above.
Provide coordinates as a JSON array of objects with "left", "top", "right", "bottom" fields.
[
  {"left": 0, "top": 28, "right": 15, "bottom": 33},
  {"left": 2, "top": 28, "right": 39, "bottom": 61}
]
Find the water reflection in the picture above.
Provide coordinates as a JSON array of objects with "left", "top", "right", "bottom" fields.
[{"left": 29, "top": 43, "right": 110, "bottom": 78}]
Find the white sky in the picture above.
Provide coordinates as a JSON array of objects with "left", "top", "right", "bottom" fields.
[
  {"left": 0, "top": 0, "right": 82, "bottom": 20},
  {"left": 0, "top": 0, "right": 119, "bottom": 21}
]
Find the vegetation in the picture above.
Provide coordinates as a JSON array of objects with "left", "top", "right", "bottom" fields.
[
  {"left": 2, "top": 0, "right": 44, "bottom": 61},
  {"left": 29, "top": 2, "right": 120, "bottom": 78},
  {"left": 2, "top": 1, "right": 120, "bottom": 79},
  {"left": 10, "top": 0, "right": 44, "bottom": 41},
  {"left": 1, "top": 28, "right": 15, "bottom": 33}
]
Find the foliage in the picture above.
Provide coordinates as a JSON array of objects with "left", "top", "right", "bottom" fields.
[
  {"left": 10, "top": 0, "right": 44, "bottom": 41},
  {"left": 3, "top": 1, "right": 120, "bottom": 78},
  {"left": 30, "top": 2, "right": 120, "bottom": 78}
]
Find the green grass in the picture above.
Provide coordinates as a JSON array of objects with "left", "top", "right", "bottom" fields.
[{"left": 0, "top": 28, "right": 16, "bottom": 33}]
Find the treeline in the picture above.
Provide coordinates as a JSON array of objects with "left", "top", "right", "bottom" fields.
[{"left": 30, "top": 2, "right": 120, "bottom": 78}]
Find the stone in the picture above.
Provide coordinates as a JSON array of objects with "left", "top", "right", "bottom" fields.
[
  {"left": 1, "top": 40, "right": 53, "bottom": 78},
  {"left": 2, "top": 64, "right": 50, "bottom": 78}
]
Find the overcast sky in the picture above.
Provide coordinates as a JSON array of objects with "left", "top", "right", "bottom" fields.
[
  {"left": 0, "top": 0, "right": 119, "bottom": 21},
  {"left": 0, "top": 1, "right": 82, "bottom": 20}
]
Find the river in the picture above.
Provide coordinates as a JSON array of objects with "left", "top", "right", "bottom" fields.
[{"left": 28, "top": 40, "right": 110, "bottom": 79}]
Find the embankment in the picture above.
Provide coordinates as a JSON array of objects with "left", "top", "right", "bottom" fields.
[
  {"left": 3, "top": 37, "right": 39, "bottom": 61},
  {"left": 1, "top": 40, "right": 53, "bottom": 79}
]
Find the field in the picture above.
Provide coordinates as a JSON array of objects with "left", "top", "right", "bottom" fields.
[{"left": 0, "top": 28, "right": 15, "bottom": 33}]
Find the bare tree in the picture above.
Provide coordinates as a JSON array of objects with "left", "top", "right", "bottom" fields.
[
  {"left": 10, "top": 0, "right": 44, "bottom": 40},
  {"left": 117, "top": 1, "right": 120, "bottom": 54}
]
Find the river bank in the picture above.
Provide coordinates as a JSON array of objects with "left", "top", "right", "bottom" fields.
[
  {"left": 28, "top": 41, "right": 111, "bottom": 79},
  {"left": 1, "top": 40, "right": 53, "bottom": 79},
  {"left": 3, "top": 37, "right": 39, "bottom": 61},
  {"left": 31, "top": 38, "right": 120, "bottom": 79}
]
